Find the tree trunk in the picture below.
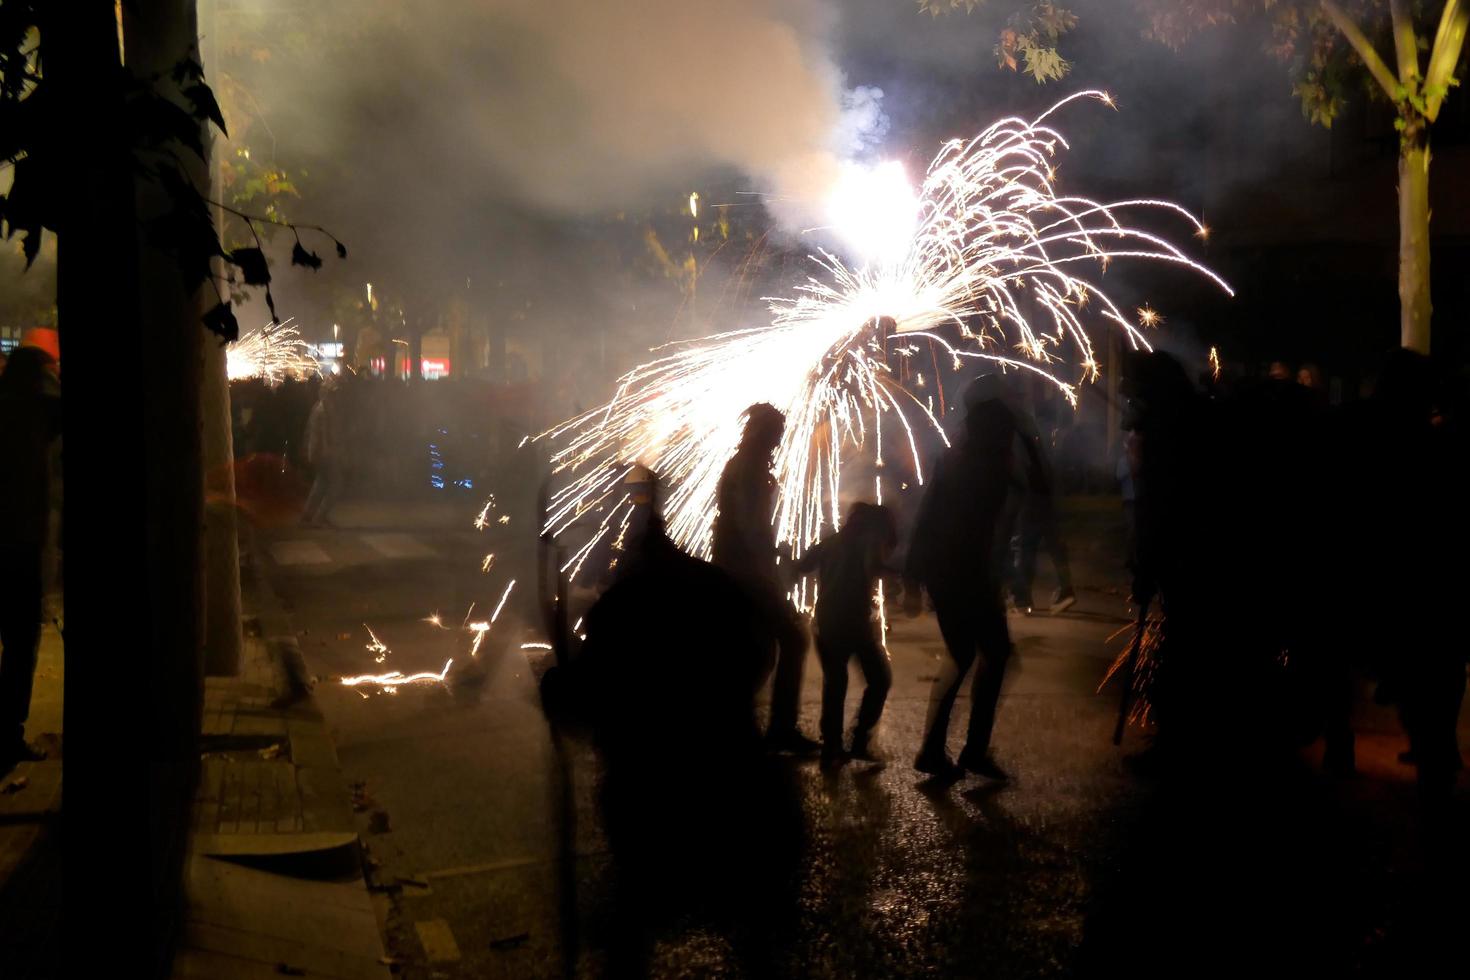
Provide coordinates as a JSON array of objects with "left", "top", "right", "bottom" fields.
[
  {"left": 1398, "top": 132, "right": 1433, "bottom": 353},
  {"left": 201, "top": 336, "right": 243, "bottom": 676},
  {"left": 199, "top": 0, "right": 244, "bottom": 677},
  {"left": 51, "top": 0, "right": 154, "bottom": 971},
  {"left": 129, "top": 2, "right": 209, "bottom": 975}
]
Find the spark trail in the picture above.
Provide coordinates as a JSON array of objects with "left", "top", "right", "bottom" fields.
[
  {"left": 534, "top": 92, "right": 1230, "bottom": 586},
  {"left": 226, "top": 318, "right": 321, "bottom": 384}
]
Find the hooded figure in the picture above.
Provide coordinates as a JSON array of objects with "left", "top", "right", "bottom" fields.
[{"left": 712, "top": 403, "right": 818, "bottom": 753}]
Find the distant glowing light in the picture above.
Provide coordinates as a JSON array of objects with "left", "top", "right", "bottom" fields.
[{"left": 226, "top": 318, "right": 320, "bottom": 384}]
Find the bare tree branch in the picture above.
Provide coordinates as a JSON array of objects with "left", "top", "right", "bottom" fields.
[
  {"left": 1425, "top": 0, "right": 1469, "bottom": 121},
  {"left": 1321, "top": 0, "right": 1402, "bottom": 102},
  {"left": 1388, "top": 0, "right": 1420, "bottom": 84}
]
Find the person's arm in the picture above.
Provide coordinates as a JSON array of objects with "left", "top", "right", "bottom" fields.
[{"left": 791, "top": 538, "right": 826, "bottom": 578}]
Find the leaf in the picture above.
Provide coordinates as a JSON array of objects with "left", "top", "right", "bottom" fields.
[
  {"left": 229, "top": 246, "right": 271, "bottom": 286},
  {"left": 291, "top": 241, "right": 323, "bottom": 270},
  {"left": 131, "top": 92, "right": 206, "bottom": 159},
  {"left": 183, "top": 83, "right": 228, "bottom": 137},
  {"left": 203, "top": 302, "right": 240, "bottom": 342},
  {"left": 335, "top": 240, "right": 348, "bottom": 259}
]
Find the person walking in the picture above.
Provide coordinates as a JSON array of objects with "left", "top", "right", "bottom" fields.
[
  {"left": 904, "top": 379, "right": 1021, "bottom": 780},
  {"left": 1007, "top": 401, "right": 1077, "bottom": 615},
  {"left": 302, "top": 380, "right": 344, "bottom": 526},
  {"left": 0, "top": 346, "right": 62, "bottom": 772},
  {"left": 793, "top": 502, "right": 898, "bottom": 767},
  {"left": 713, "top": 403, "right": 819, "bottom": 754}
]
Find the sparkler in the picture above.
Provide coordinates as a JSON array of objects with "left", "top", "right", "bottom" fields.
[
  {"left": 1209, "top": 345, "right": 1222, "bottom": 382},
  {"left": 534, "top": 91, "right": 1231, "bottom": 594},
  {"left": 226, "top": 318, "right": 321, "bottom": 384}
]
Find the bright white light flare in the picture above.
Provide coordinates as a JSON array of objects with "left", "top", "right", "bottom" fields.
[{"left": 826, "top": 159, "right": 919, "bottom": 266}]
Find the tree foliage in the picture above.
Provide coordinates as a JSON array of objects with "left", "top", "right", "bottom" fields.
[
  {"left": 0, "top": 3, "right": 345, "bottom": 342},
  {"left": 917, "top": 1, "right": 1079, "bottom": 81},
  {"left": 920, "top": 1, "right": 1468, "bottom": 130}
]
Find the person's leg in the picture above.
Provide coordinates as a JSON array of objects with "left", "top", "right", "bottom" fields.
[
  {"left": 1039, "top": 502, "right": 1075, "bottom": 595},
  {"left": 853, "top": 634, "right": 892, "bottom": 740},
  {"left": 315, "top": 466, "right": 341, "bottom": 523},
  {"left": 816, "top": 635, "right": 849, "bottom": 749},
  {"left": 0, "top": 546, "right": 44, "bottom": 752},
  {"left": 302, "top": 470, "right": 329, "bottom": 523},
  {"left": 767, "top": 602, "right": 810, "bottom": 739},
  {"left": 919, "top": 599, "right": 977, "bottom": 761},
  {"left": 961, "top": 588, "right": 1013, "bottom": 763},
  {"left": 1012, "top": 510, "right": 1039, "bottom": 607}
]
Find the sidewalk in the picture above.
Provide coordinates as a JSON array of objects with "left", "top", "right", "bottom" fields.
[
  {"left": 0, "top": 621, "right": 63, "bottom": 980},
  {"left": 169, "top": 539, "right": 392, "bottom": 980}
]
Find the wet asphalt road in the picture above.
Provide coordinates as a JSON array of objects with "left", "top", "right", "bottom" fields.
[{"left": 262, "top": 501, "right": 1467, "bottom": 979}]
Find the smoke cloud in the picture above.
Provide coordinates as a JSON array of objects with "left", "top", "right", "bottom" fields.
[{"left": 278, "top": 0, "right": 885, "bottom": 230}]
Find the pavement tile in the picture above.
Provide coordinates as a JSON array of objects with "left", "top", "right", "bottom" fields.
[{"left": 175, "top": 856, "right": 390, "bottom": 980}]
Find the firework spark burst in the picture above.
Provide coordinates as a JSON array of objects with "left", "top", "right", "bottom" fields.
[
  {"left": 226, "top": 318, "right": 321, "bottom": 384},
  {"left": 534, "top": 92, "right": 1230, "bottom": 584}
]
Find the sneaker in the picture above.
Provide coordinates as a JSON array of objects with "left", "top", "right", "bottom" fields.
[
  {"left": 766, "top": 730, "right": 822, "bottom": 756},
  {"left": 914, "top": 749, "right": 963, "bottom": 779},
  {"left": 849, "top": 733, "right": 885, "bottom": 763},
  {"left": 957, "top": 749, "right": 1008, "bottom": 781},
  {"left": 1050, "top": 588, "right": 1077, "bottom": 614}
]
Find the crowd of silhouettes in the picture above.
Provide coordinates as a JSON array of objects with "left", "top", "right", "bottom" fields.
[
  {"left": 533, "top": 346, "right": 1467, "bottom": 967},
  {"left": 1126, "top": 347, "right": 1467, "bottom": 814}
]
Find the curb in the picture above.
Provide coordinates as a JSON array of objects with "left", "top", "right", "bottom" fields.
[{"left": 189, "top": 526, "right": 359, "bottom": 863}]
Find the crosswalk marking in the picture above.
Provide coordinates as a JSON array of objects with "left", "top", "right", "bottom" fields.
[
  {"left": 361, "top": 533, "right": 437, "bottom": 559},
  {"left": 269, "top": 540, "right": 332, "bottom": 566}
]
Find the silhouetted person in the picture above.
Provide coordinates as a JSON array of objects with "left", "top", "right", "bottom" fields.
[
  {"left": 0, "top": 347, "right": 61, "bottom": 772},
  {"left": 596, "top": 464, "right": 660, "bottom": 589},
  {"left": 567, "top": 485, "right": 801, "bottom": 974},
  {"left": 1353, "top": 350, "right": 1465, "bottom": 813},
  {"left": 904, "top": 379, "right": 1020, "bottom": 780},
  {"left": 302, "top": 379, "right": 344, "bottom": 526},
  {"left": 1122, "top": 350, "right": 1233, "bottom": 760},
  {"left": 793, "top": 502, "right": 898, "bottom": 767},
  {"left": 713, "top": 403, "right": 817, "bottom": 753},
  {"left": 1006, "top": 394, "right": 1076, "bottom": 615}
]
